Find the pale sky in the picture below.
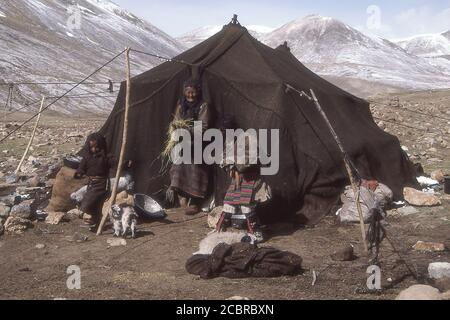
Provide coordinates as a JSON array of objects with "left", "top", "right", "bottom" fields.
[{"left": 113, "top": 0, "right": 450, "bottom": 39}]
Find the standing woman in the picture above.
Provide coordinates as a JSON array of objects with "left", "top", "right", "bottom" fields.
[{"left": 166, "top": 78, "right": 212, "bottom": 214}]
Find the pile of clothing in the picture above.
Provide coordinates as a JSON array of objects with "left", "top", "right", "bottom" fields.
[{"left": 186, "top": 241, "right": 303, "bottom": 279}]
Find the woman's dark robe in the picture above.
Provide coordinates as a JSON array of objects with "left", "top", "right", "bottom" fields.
[{"left": 169, "top": 101, "right": 211, "bottom": 199}]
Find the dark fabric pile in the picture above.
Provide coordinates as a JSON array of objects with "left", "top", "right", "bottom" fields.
[
  {"left": 97, "top": 22, "right": 417, "bottom": 225},
  {"left": 185, "top": 242, "right": 303, "bottom": 279}
]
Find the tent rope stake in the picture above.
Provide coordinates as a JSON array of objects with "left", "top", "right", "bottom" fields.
[
  {"left": 97, "top": 47, "right": 132, "bottom": 235},
  {"left": 14, "top": 96, "right": 46, "bottom": 175},
  {"left": 286, "top": 84, "right": 368, "bottom": 254},
  {"left": 309, "top": 88, "right": 368, "bottom": 254}
]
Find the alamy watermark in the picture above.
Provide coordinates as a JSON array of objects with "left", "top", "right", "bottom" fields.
[
  {"left": 169, "top": 121, "right": 280, "bottom": 176},
  {"left": 366, "top": 265, "right": 382, "bottom": 290},
  {"left": 67, "top": 4, "right": 82, "bottom": 32},
  {"left": 366, "top": 5, "right": 382, "bottom": 30},
  {"left": 66, "top": 265, "right": 81, "bottom": 290}
]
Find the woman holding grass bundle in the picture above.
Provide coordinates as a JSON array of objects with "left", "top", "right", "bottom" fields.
[{"left": 166, "top": 78, "right": 212, "bottom": 215}]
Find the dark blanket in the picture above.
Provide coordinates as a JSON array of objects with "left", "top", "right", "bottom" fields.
[
  {"left": 186, "top": 242, "right": 303, "bottom": 279},
  {"left": 170, "top": 163, "right": 209, "bottom": 199}
]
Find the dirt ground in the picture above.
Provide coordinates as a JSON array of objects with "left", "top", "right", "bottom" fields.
[{"left": 0, "top": 90, "right": 450, "bottom": 300}]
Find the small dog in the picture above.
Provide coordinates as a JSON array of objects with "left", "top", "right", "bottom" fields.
[
  {"left": 110, "top": 204, "right": 138, "bottom": 238},
  {"left": 194, "top": 231, "right": 257, "bottom": 255}
]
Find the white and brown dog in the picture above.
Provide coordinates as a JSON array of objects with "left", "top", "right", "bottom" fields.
[{"left": 110, "top": 204, "right": 138, "bottom": 239}]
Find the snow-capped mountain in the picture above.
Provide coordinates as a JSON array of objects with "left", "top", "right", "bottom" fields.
[
  {"left": 263, "top": 15, "right": 450, "bottom": 96},
  {"left": 395, "top": 32, "right": 450, "bottom": 58},
  {"left": 177, "top": 24, "right": 274, "bottom": 47},
  {"left": 394, "top": 31, "right": 450, "bottom": 75},
  {"left": 0, "top": 0, "right": 184, "bottom": 114}
]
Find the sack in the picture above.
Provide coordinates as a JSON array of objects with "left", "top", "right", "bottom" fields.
[
  {"left": 337, "top": 183, "right": 393, "bottom": 223},
  {"left": 46, "top": 167, "right": 88, "bottom": 212}
]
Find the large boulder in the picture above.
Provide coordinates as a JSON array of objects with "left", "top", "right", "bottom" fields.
[
  {"left": 4, "top": 216, "right": 33, "bottom": 234},
  {"left": 430, "top": 170, "right": 445, "bottom": 183},
  {"left": 46, "top": 167, "right": 88, "bottom": 212},
  {"left": 429, "top": 262, "right": 450, "bottom": 280},
  {"left": 396, "top": 285, "right": 442, "bottom": 300},
  {"left": 403, "top": 187, "right": 441, "bottom": 206}
]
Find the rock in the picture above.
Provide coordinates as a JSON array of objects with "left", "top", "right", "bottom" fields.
[
  {"left": 396, "top": 285, "right": 442, "bottom": 300},
  {"left": 0, "top": 203, "right": 11, "bottom": 218},
  {"left": 207, "top": 206, "right": 223, "bottom": 229},
  {"left": 0, "top": 183, "right": 21, "bottom": 196},
  {"left": 331, "top": 245, "right": 355, "bottom": 261},
  {"left": 413, "top": 241, "right": 446, "bottom": 252},
  {"left": 0, "top": 195, "right": 16, "bottom": 206},
  {"left": 430, "top": 278, "right": 450, "bottom": 292},
  {"left": 5, "top": 174, "right": 18, "bottom": 184},
  {"left": 226, "top": 296, "right": 250, "bottom": 300},
  {"left": 64, "top": 232, "right": 88, "bottom": 243},
  {"left": 35, "top": 243, "right": 46, "bottom": 249},
  {"left": 10, "top": 199, "right": 35, "bottom": 219},
  {"left": 428, "top": 262, "right": 450, "bottom": 279},
  {"left": 46, "top": 162, "right": 63, "bottom": 179},
  {"left": 107, "top": 238, "right": 127, "bottom": 247},
  {"left": 4, "top": 216, "right": 33, "bottom": 234},
  {"left": 27, "top": 175, "right": 41, "bottom": 188},
  {"left": 396, "top": 206, "right": 419, "bottom": 216},
  {"left": 0, "top": 222, "right": 4, "bottom": 235},
  {"left": 431, "top": 170, "right": 445, "bottom": 183},
  {"left": 66, "top": 208, "right": 83, "bottom": 219},
  {"left": 403, "top": 187, "right": 441, "bottom": 206},
  {"left": 45, "top": 212, "right": 66, "bottom": 225}
]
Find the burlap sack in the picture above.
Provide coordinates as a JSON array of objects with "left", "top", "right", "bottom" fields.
[{"left": 46, "top": 167, "right": 88, "bottom": 212}]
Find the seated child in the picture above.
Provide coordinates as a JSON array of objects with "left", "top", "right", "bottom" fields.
[{"left": 74, "top": 133, "right": 112, "bottom": 228}]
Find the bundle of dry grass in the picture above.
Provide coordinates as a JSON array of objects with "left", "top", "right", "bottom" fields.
[{"left": 162, "top": 118, "right": 194, "bottom": 161}]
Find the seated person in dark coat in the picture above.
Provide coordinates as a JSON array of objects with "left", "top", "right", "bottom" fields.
[{"left": 74, "top": 133, "right": 112, "bottom": 227}]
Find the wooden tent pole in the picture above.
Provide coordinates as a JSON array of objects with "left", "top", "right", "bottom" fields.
[
  {"left": 309, "top": 89, "right": 368, "bottom": 254},
  {"left": 14, "top": 95, "right": 46, "bottom": 175},
  {"left": 97, "top": 47, "right": 131, "bottom": 235}
]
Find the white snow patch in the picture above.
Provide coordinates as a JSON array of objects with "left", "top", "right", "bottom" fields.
[{"left": 417, "top": 176, "right": 439, "bottom": 187}]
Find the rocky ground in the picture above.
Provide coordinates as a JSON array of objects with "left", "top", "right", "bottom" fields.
[{"left": 0, "top": 90, "right": 449, "bottom": 300}]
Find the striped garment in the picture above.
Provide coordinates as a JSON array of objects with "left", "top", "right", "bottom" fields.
[{"left": 224, "top": 178, "right": 257, "bottom": 206}]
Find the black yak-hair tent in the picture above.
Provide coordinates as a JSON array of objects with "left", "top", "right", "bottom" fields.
[{"left": 99, "top": 22, "right": 417, "bottom": 225}]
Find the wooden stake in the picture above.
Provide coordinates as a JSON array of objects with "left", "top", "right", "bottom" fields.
[
  {"left": 309, "top": 89, "right": 368, "bottom": 254},
  {"left": 97, "top": 48, "right": 132, "bottom": 235},
  {"left": 15, "top": 96, "right": 46, "bottom": 175}
]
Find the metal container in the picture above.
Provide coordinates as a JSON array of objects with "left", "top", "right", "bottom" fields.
[
  {"left": 133, "top": 194, "right": 167, "bottom": 219},
  {"left": 444, "top": 176, "right": 450, "bottom": 195}
]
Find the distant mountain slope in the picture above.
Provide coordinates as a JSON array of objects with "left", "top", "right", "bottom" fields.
[
  {"left": 262, "top": 15, "right": 450, "bottom": 97},
  {"left": 176, "top": 24, "right": 274, "bottom": 47},
  {"left": 0, "top": 0, "right": 184, "bottom": 114}
]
